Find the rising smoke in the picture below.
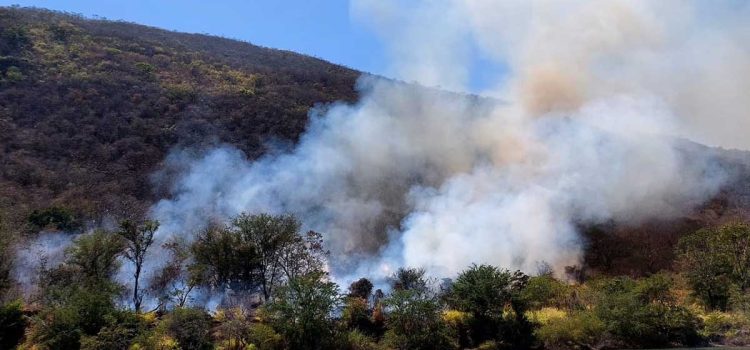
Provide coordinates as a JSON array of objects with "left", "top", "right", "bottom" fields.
[{"left": 150, "top": 0, "right": 748, "bottom": 282}]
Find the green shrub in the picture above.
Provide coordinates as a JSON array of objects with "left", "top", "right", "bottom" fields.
[
  {"left": 447, "top": 264, "right": 533, "bottom": 348},
  {"left": 699, "top": 311, "right": 750, "bottom": 344},
  {"left": 677, "top": 223, "right": 750, "bottom": 311},
  {"left": 30, "top": 306, "right": 84, "bottom": 350},
  {"left": 264, "top": 271, "right": 340, "bottom": 350},
  {"left": 5, "top": 66, "right": 24, "bottom": 81},
  {"left": 382, "top": 289, "right": 455, "bottom": 350},
  {"left": 344, "top": 329, "right": 378, "bottom": 350},
  {"left": 80, "top": 311, "right": 144, "bottom": 350},
  {"left": 163, "top": 308, "right": 213, "bottom": 350},
  {"left": 592, "top": 274, "right": 703, "bottom": 348},
  {"left": 28, "top": 206, "right": 80, "bottom": 232},
  {"left": 0, "top": 300, "right": 26, "bottom": 349},
  {"left": 535, "top": 310, "right": 606, "bottom": 349},
  {"left": 135, "top": 62, "right": 155, "bottom": 74},
  {"left": 248, "top": 323, "right": 283, "bottom": 350},
  {"left": 342, "top": 297, "right": 372, "bottom": 333},
  {"left": 213, "top": 307, "right": 253, "bottom": 350},
  {"left": 521, "top": 275, "right": 569, "bottom": 310}
]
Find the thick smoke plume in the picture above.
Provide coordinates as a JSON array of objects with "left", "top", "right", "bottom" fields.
[{"left": 151, "top": 0, "right": 748, "bottom": 281}]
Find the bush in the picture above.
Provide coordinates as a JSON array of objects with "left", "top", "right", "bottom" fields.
[
  {"left": 526, "top": 307, "right": 567, "bottom": 325},
  {"left": 348, "top": 278, "right": 374, "bottom": 300},
  {"left": 264, "top": 271, "right": 340, "bottom": 350},
  {"left": 163, "top": 308, "right": 213, "bottom": 350},
  {"left": 213, "top": 307, "right": 253, "bottom": 350},
  {"left": 5, "top": 66, "right": 24, "bottom": 81},
  {"left": 442, "top": 310, "right": 472, "bottom": 348},
  {"left": 592, "top": 275, "right": 703, "bottom": 348},
  {"left": 28, "top": 282, "right": 122, "bottom": 349},
  {"left": 447, "top": 264, "right": 533, "bottom": 348},
  {"left": 0, "top": 300, "right": 26, "bottom": 349},
  {"left": 699, "top": 311, "right": 750, "bottom": 345},
  {"left": 382, "top": 289, "right": 455, "bottom": 350},
  {"left": 344, "top": 330, "right": 378, "bottom": 350},
  {"left": 80, "top": 311, "right": 144, "bottom": 350},
  {"left": 521, "top": 275, "right": 568, "bottom": 310},
  {"left": 248, "top": 323, "right": 283, "bottom": 350},
  {"left": 535, "top": 310, "right": 607, "bottom": 349},
  {"left": 677, "top": 223, "right": 750, "bottom": 311},
  {"left": 28, "top": 206, "right": 80, "bottom": 232},
  {"left": 342, "top": 296, "right": 374, "bottom": 334}
]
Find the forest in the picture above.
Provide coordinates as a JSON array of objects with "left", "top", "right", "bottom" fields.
[
  {"left": 1, "top": 213, "right": 749, "bottom": 349},
  {"left": 2, "top": 6, "right": 750, "bottom": 350}
]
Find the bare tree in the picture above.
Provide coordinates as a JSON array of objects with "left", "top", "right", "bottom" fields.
[
  {"left": 149, "top": 238, "right": 197, "bottom": 311},
  {"left": 119, "top": 219, "right": 158, "bottom": 312}
]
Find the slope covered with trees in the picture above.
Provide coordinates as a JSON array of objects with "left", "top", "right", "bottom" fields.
[{"left": 0, "top": 6, "right": 359, "bottom": 223}]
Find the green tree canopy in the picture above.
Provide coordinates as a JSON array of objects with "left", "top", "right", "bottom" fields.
[
  {"left": 447, "top": 264, "right": 532, "bottom": 348},
  {"left": 677, "top": 222, "right": 750, "bottom": 310},
  {"left": 191, "top": 213, "right": 326, "bottom": 302},
  {"left": 264, "top": 271, "right": 340, "bottom": 350}
]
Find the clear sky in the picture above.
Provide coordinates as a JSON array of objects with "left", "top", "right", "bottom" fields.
[{"left": 0, "top": 0, "right": 508, "bottom": 92}]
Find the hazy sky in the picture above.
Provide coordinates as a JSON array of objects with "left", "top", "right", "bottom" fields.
[{"left": 1, "top": 0, "right": 507, "bottom": 92}]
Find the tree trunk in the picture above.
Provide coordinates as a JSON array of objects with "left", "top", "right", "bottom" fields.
[{"left": 134, "top": 264, "right": 141, "bottom": 313}]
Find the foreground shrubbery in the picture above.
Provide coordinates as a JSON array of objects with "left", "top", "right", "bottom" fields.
[{"left": 1, "top": 215, "right": 749, "bottom": 349}]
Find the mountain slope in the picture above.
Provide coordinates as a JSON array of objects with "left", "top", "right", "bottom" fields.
[
  {"left": 2, "top": 7, "right": 750, "bottom": 278},
  {"left": 0, "top": 7, "right": 359, "bottom": 221}
]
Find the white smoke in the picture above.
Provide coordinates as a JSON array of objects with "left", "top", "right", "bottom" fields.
[
  {"left": 150, "top": 0, "right": 746, "bottom": 280},
  {"left": 13, "top": 231, "right": 74, "bottom": 297}
]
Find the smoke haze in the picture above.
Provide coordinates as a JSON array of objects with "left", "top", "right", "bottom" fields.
[{"left": 150, "top": 0, "right": 748, "bottom": 281}]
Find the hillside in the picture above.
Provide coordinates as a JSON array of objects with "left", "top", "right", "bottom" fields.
[
  {"left": 0, "top": 7, "right": 359, "bottom": 222},
  {"left": 2, "top": 6, "right": 750, "bottom": 278},
  {"left": 4, "top": 5, "right": 750, "bottom": 350}
]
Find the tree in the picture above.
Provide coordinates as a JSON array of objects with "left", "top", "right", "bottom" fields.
[
  {"left": 343, "top": 277, "right": 378, "bottom": 334},
  {"left": 348, "top": 278, "right": 374, "bottom": 300},
  {"left": 382, "top": 269, "right": 454, "bottom": 349},
  {"left": 29, "top": 230, "right": 126, "bottom": 349},
  {"left": 213, "top": 307, "right": 254, "bottom": 350},
  {"left": 232, "top": 213, "right": 300, "bottom": 301},
  {"left": 447, "top": 264, "right": 532, "bottom": 348},
  {"left": 149, "top": 238, "right": 197, "bottom": 310},
  {"left": 264, "top": 271, "right": 340, "bottom": 349},
  {"left": 389, "top": 267, "right": 429, "bottom": 294},
  {"left": 232, "top": 213, "right": 326, "bottom": 300},
  {"left": 65, "top": 229, "right": 125, "bottom": 284},
  {"left": 713, "top": 223, "right": 750, "bottom": 290},
  {"left": 191, "top": 222, "right": 260, "bottom": 293},
  {"left": 118, "top": 219, "right": 158, "bottom": 312},
  {"left": 591, "top": 274, "right": 702, "bottom": 348},
  {"left": 191, "top": 213, "right": 327, "bottom": 303},
  {"left": 677, "top": 222, "right": 750, "bottom": 310},
  {"left": 31, "top": 278, "right": 123, "bottom": 349}
]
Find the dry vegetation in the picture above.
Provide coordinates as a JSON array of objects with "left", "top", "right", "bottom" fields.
[{"left": 0, "top": 6, "right": 358, "bottom": 225}]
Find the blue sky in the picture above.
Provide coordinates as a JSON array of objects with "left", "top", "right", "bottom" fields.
[{"left": 1, "top": 0, "right": 508, "bottom": 92}]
